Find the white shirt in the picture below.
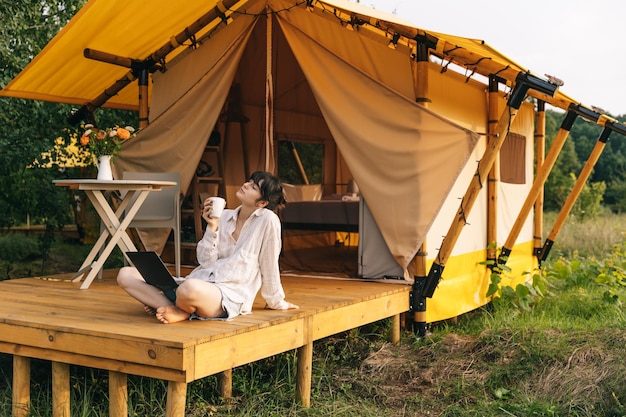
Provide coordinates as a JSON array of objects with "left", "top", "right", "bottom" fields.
[{"left": 186, "top": 206, "right": 289, "bottom": 315}]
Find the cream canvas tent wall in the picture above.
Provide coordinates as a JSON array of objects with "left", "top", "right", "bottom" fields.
[
  {"left": 2, "top": 0, "right": 600, "bottom": 324},
  {"left": 109, "top": 0, "right": 488, "bottom": 322}
]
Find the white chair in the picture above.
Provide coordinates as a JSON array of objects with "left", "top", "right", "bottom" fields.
[{"left": 122, "top": 171, "right": 182, "bottom": 277}]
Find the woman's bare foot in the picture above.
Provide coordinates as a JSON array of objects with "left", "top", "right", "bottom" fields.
[
  {"left": 144, "top": 305, "right": 157, "bottom": 316},
  {"left": 156, "top": 305, "right": 190, "bottom": 324}
]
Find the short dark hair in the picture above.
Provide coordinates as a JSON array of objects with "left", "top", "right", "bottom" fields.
[{"left": 249, "top": 171, "right": 286, "bottom": 211}]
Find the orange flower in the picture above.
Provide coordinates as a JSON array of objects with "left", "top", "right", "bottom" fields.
[
  {"left": 116, "top": 127, "right": 131, "bottom": 140},
  {"left": 78, "top": 123, "right": 136, "bottom": 160},
  {"left": 96, "top": 130, "right": 107, "bottom": 140}
]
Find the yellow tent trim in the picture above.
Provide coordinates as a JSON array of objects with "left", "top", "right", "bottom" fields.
[
  {"left": 426, "top": 241, "right": 536, "bottom": 322},
  {"left": 1, "top": 0, "right": 581, "bottom": 113}
]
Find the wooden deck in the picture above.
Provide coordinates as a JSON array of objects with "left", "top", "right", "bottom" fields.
[{"left": 0, "top": 269, "right": 410, "bottom": 417}]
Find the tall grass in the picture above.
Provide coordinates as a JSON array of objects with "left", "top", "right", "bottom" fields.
[{"left": 542, "top": 211, "right": 626, "bottom": 259}]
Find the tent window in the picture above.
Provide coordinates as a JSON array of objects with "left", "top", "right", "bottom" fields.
[
  {"left": 277, "top": 139, "right": 324, "bottom": 185},
  {"left": 500, "top": 132, "right": 526, "bottom": 184}
]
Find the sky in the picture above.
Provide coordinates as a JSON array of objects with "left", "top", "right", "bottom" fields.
[{"left": 361, "top": 0, "right": 626, "bottom": 116}]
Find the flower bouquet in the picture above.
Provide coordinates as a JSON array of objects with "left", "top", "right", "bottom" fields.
[{"left": 80, "top": 124, "right": 135, "bottom": 180}]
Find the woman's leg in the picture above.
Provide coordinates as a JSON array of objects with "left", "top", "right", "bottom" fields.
[
  {"left": 156, "top": 278, "right": 225, "bottom": 324},
  {"left": 117, "top": 266, "right": 173, "bottom": 311}
]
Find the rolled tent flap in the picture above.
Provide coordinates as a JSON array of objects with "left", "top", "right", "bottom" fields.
[{"left": 274, "top": 1, "right": 479, "bottom": 270}]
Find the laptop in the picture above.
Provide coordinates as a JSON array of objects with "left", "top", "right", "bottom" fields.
[{"left": 126, "top": 251, "right": 178, "bottom": 302}]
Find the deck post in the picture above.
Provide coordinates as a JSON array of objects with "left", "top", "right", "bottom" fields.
[
  {"left": 109, "top": 371, "right": 128, "bottom": 417},
  {"left": 391, "top": 314, "right": 400, "bottom": 344},
  {"left": 218, "top": 369, "right": 233, "bottom": 398},
  {"left": 296, "top": 342, "right": 313, "bottom": 407},
  {"left": 51, "top": 362, "right": 70, "bottom": 417},
  {"left": 166, "top": 381, "right": 187, "bottom": 417},
  {"left": 12, "top": 355, "right": 30, "bottom": 417}
]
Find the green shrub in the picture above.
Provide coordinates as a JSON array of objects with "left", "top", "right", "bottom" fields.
[{"left": 0, "top": 234, "right": 40, "bottom": 279}]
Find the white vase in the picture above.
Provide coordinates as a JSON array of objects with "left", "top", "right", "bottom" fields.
[{"left": 96, "top": 155, "right": 113, "bottom": 180}]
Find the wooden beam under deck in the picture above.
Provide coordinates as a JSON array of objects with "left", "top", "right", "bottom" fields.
[{"left": 0, "top": 269, "right": 409, "bottom": 417}]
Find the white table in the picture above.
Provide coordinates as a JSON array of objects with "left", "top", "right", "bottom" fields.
[{"left": 53, "top": 179, "right": 176, "bottom": 289}]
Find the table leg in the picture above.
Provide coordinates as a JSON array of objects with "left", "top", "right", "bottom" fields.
[{"left": 77, "top": 190, "right": 151, "bottom": 289}]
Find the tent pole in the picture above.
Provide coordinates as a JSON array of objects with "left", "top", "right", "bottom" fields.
[
  {"left": 533, "top": 101, "right": 546, "bottom": 259},
  {"left": 264, "top": 7, "right": 275, "bottom": 174},
  {"left": 497, "top": 104, "right": 600, "bottom": 266},
  {"left": 409, "top": 42, "right": 431, "bottom": 338},
  {"left": 288, "top": 142, "right": 310, "bottom": 185},
  {"left": 138, "top": 68, "right": 149, "bottom": 129},
  {"left": 486, "top": 76, "right": 502, "bottom": 266},
  {"left": 540, "top": 119, "right": 626, "bottom": 264},
  {"left": 422, "top": 73, "right": 558, "bottom": 297}
]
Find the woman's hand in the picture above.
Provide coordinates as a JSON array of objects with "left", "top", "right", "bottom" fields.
[{"left": 201, "top": 197, "right": 220, "bottom": 231}]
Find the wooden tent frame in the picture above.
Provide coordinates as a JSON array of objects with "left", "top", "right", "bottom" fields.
[
  {"left": 67, "top": 0, "right": 626, "bottom": 311},
  {"left": 539, "top": 119, "right": 626, "bottom": 264}
]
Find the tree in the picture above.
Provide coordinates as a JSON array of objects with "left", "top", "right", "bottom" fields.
[{"left": 0, "top": 1, "right": 135, "bottom": 270}]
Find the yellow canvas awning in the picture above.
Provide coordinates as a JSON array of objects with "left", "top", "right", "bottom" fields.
[{"left": 1, "top": 0, "right": 580, "bottom": 112}]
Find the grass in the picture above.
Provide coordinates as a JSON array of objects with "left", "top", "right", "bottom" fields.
[
  {"left": 0, "top": 213, "right": 625, "bottom": 416},
  {"left": 542, "top": 210, "right": 626, "bottom": 259}
]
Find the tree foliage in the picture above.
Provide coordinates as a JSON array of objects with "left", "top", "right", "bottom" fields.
[
  {"left": 543, "top": 110, "right": 626, "bottom": 215},
  {"left": 1, "top": 1, "right": 88, "bottom": 228},
  {"left": 0, "top": 1, "right": 137, "bottom": 266}
]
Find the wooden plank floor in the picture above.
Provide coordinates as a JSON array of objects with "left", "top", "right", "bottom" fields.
[{"left": 0, "top": 268, "right": 410, "bottom": 416}]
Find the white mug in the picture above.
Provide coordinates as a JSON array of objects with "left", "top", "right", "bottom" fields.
[{"left": 208, "top": 196, "right": 226, "bottom": 218}]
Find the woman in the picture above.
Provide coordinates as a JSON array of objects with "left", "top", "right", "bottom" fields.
[{"left": 117, "top": 171, "right": 299, "bottom": 323}]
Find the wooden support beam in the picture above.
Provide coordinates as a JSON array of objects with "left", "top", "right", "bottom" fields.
[
  {"left": 166, "top": 381, "right": 187, "bottom": 417},
  {"left": 423, "top": 72, "right": 558, "bottom": 297},
  {"left": 540, "top": 118, "right": 626, "bottom": 263},
  {"left": 218, "top": 369, "right": 233, "bottom": 399},
  {"left": 486, "top": 76, "right": 501, "bottom": 263},
  {"left": 138, "top": 68, "right": 149, "bottom": 129},
  {"left": 109, "top": 371, "right": 128, "bottom": 417},
  {"left": 74, "top": 0, "right": 240, "bottom": 115},
  {"left": 84, "top": 48, "right": 133, "bottom": 68},
  {"left": 296, "top": 342, "right": 313, "bottom": 407},
  {"left": 533, "top": 101, "right": 546, "bottom": 258},
  {"left": 52, "top": 362, "right": 70, "bottom": 417},
  {"left": 542, "top": 126, "right": 611, "bottom": 251},
  {"left": 409, "top": 41, "right": 430, "bottom": 336},
  {"left": 12, "top": 356, "right": 30, "bottom": 417},
  {"left": 499, "top": 104, "right": 600, "bottom": 264},
  {"left": 296, "top": 316, "right": 313, "bottom": 407},
  {"left": 288, "top": 142, "right": 309, "bottom": 185},
  {"left": 391, "top": 314, "right": 401, "bottom": 345}
]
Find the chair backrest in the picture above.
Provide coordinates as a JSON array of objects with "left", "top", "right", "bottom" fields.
[{"left": 122, "top": 172, "right": 180, "bottom": 221}]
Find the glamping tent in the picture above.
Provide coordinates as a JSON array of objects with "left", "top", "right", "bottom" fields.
[{"left": 2, "top": 0, "right": 618, "bottom": 325}]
